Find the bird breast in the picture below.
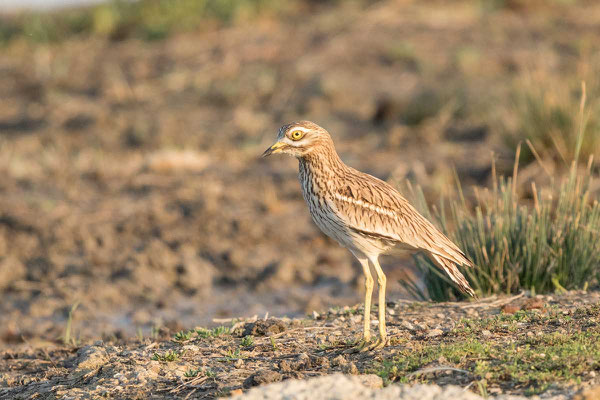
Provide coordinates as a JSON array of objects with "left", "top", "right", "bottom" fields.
[{"left": 298, "top": 160, "right": 392, "bottom": 255}]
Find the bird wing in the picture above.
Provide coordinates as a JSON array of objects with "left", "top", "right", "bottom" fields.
[{"left": 331, "top": 167, "right": 473, "bottom": 269}]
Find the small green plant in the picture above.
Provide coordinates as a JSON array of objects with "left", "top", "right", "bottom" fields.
[
  {"left": 151, "top": 350, "right": 181, "bottom": 362},
  {"left": 269, "top": 336, "right": 278, "bottom": 351},
  {"left": 184, "top": 368, "right": 201, "bottom": 378},
  {"left": 196, "top": 326, "right": 231, "bottom": 338},
  {"left": 63, "top": 301, "right": 80, "bottom": 346},
  {"left": 173, "top": 330, "right": 194, "bottom": 342},
  {"left": 151, "top": 325, "right": 160, "bottom": 340},
  {"left": 212, "top": 326, "right": 230, "bottom": 336},
  {"left": 184, "top": 367, "right": 216, "bottom": 378},
  {"left": 240, "top": 335, "right": 254, "bottom": 348},
  {"left": 220, "top": 348, "right": 243, "bottom": 362}
]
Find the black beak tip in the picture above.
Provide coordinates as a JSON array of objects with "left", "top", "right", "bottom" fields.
[{"left": 261, "top": 148, "right": 273, "bottom": 158}]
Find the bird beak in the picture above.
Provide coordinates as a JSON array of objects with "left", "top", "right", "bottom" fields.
[{"left": 262, "top": 141, "right": 287, "bottom": 157}]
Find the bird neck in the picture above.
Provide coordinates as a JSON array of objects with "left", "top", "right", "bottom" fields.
[{"left": 298, "top": 146, "right": 347, "bottom": 182}]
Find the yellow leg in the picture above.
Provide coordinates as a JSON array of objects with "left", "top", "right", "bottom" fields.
[
  {"left": 358, "top": 256, "right": 374, "bottom": 343},
  {"left": 364, "top": 256, "right": 387, "bottom": 350},
  {"left": 343, "top": 254, "right": 373, "bottom": 353}
]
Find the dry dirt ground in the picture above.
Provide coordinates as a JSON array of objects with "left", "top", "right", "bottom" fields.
[
  {"left": 2, "top": 1, "right": 600, "bottom": 398},
  {"left": 1, "top": 292, "right": 599, "bottom": 399},
  {"left": 2, "top": 0, "right": 600, "bottom": 347}
]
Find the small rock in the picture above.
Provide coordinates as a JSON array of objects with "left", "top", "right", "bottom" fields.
[
  {"left": 501, "top": 303, "right": 520, "bottom": 314},
  {"left": 401, "top": 321, "right": 414, "bottom": 331},
  {"left": 331, "top": 355, "right": 347, "bottom": 367},
  {"left": 341, "top": 362, "right": 358, "bottom": 375},
  {"left": 482, "top": 330, "right": 492, "bottom": 337},
  {"left": 522, "top": 298, "right": 545, "bottom": 311},
  {"left": 243, "top": 370, "right": 282, "bottom": 388},
  {"left": 278, "top": 360, "right": 292, "bottom": 373},
  {"left": 75, "top": 345, "right": 109, "bottom": 371},
  {"left": 574, "top": 385, "right": 600, "bottom": 400},
  {"left": 312, "top": 356, "right": 330, "bottom": 369},
  {"left": 241, "top": 320, "right": 286, "bottom": 337},
  {"left": 235, "top": 358, "right": 244, "bottom": 368},
  {"left": 230, "top": 388, "right": 243, "bottom": 396},
  {"left": 355, "top": 374, "right": 383, "bottom": 389},
  {"left": 427, "top": 329, "right": 444, "bottom": 338},
  {"left": 290, "top": 353, "right": 311, "bottom": 370},
  {"left": 182, "top": 345, "right": 200, "bottom": 352}
]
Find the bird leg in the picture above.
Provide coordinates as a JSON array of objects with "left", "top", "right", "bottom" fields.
[
  {"left": 363, "top": 256, "right": 387, "bottom": 351},
  {"left": 354, "top": 256, "right": 373, "bottom": 350}
]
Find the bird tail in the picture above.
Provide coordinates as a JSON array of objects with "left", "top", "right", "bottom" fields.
[{"left": 430, "top": 253, "right": 475, "bottom": 297}]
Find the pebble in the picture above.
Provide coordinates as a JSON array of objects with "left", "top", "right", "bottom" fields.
[
  {"left": 75, "top": 345, "right": 109, "bottom": 371},
  {"left": 575, "top": 385, "right": 600, "bottom": 400},
  {"left": 279, "top": 360, "right": 292, "bottom": 373},
  {"left": 243, "top": 370, "right": 282, "bottom": 388},
  {"left": 427, "top": 329, "right": 443, "bottom": 338},
  {"left": 341, "top": 362, "right": 358, "bottom": 375},
  {"left": 522, "top": 298, "right": 545, "bottom": 310},
  {"left": 355, "top": 374, "right": 383, "bottom": 389},
  {"left": 331, "top": 355, "right": 347, "bottom": 367},
  {"left": 502, "top": 304, "right": 520, "bottom": 314},
  {"left": 401, "top": 321, "right": 414, "bottom": 331}
]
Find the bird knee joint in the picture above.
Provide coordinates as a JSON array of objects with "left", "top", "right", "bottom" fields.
[
  {"left": 365, "top": 277, "right": 374, "bottom": 288},
  {"left": 378, "top": 275, "right": 386, "bottom": 286}
]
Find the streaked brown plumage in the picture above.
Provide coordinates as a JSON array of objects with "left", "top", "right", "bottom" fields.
[{"left": 263, "top": 121, "right": 475, "bottom": 350}]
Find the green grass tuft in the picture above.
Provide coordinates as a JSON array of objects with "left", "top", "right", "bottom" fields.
[
  {"left": 374, "top": 307, "right": 600, "bottom": 394},
  {"left": 184, "top": 367, "right": 216, "bottom": 378},
  {"left": 173, "top": 330, "right": 195, "bottom": 342},
  {"left": 404, "top": 155, "right": 600, "bottom": 301},
  {"left": 62, "top": 301, "right": 80, "bottom": 346},
  {"left": 151, "top": 349, "right": 181, "bottom": 362},
  {"left": 196, "top": 325, "right": 231, "bottom": 338},
  {"left": 240, "top": 335, "right": 254, "bottom": 348},
  {"left": 504, "top": 82, "right": 600, "bottom": 167},
  {"left": 0, "top": 0, "right": 294, "bottom": 45}
]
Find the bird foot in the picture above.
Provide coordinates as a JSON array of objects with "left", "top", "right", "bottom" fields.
[
  {"left": 359, "top": 336, "right": 387, "bottom": 352},
  {"left": 343, "top": 337, "right": 372, "bottom": 353}
]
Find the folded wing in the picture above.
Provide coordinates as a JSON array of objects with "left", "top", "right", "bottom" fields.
[{"left": 331, "top": 168, "right": 475, "bottom": 296}]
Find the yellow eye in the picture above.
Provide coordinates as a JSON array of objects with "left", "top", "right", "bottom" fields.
[{"left": 290, "top": 130, "right": 304, "bottom": 141}]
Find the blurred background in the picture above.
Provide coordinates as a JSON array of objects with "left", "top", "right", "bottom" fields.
[{"left": 0, "top": 0, "right": 599, "bottom": 346}]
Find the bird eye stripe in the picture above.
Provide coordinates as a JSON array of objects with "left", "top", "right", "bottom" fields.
[{"left": 289, "top": 126, "right": 310, "bottom": 133}]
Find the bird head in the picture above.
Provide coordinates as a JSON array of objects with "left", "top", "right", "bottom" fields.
[{"left": 262, "top": 121, "right": 334, "bottom": 159}]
